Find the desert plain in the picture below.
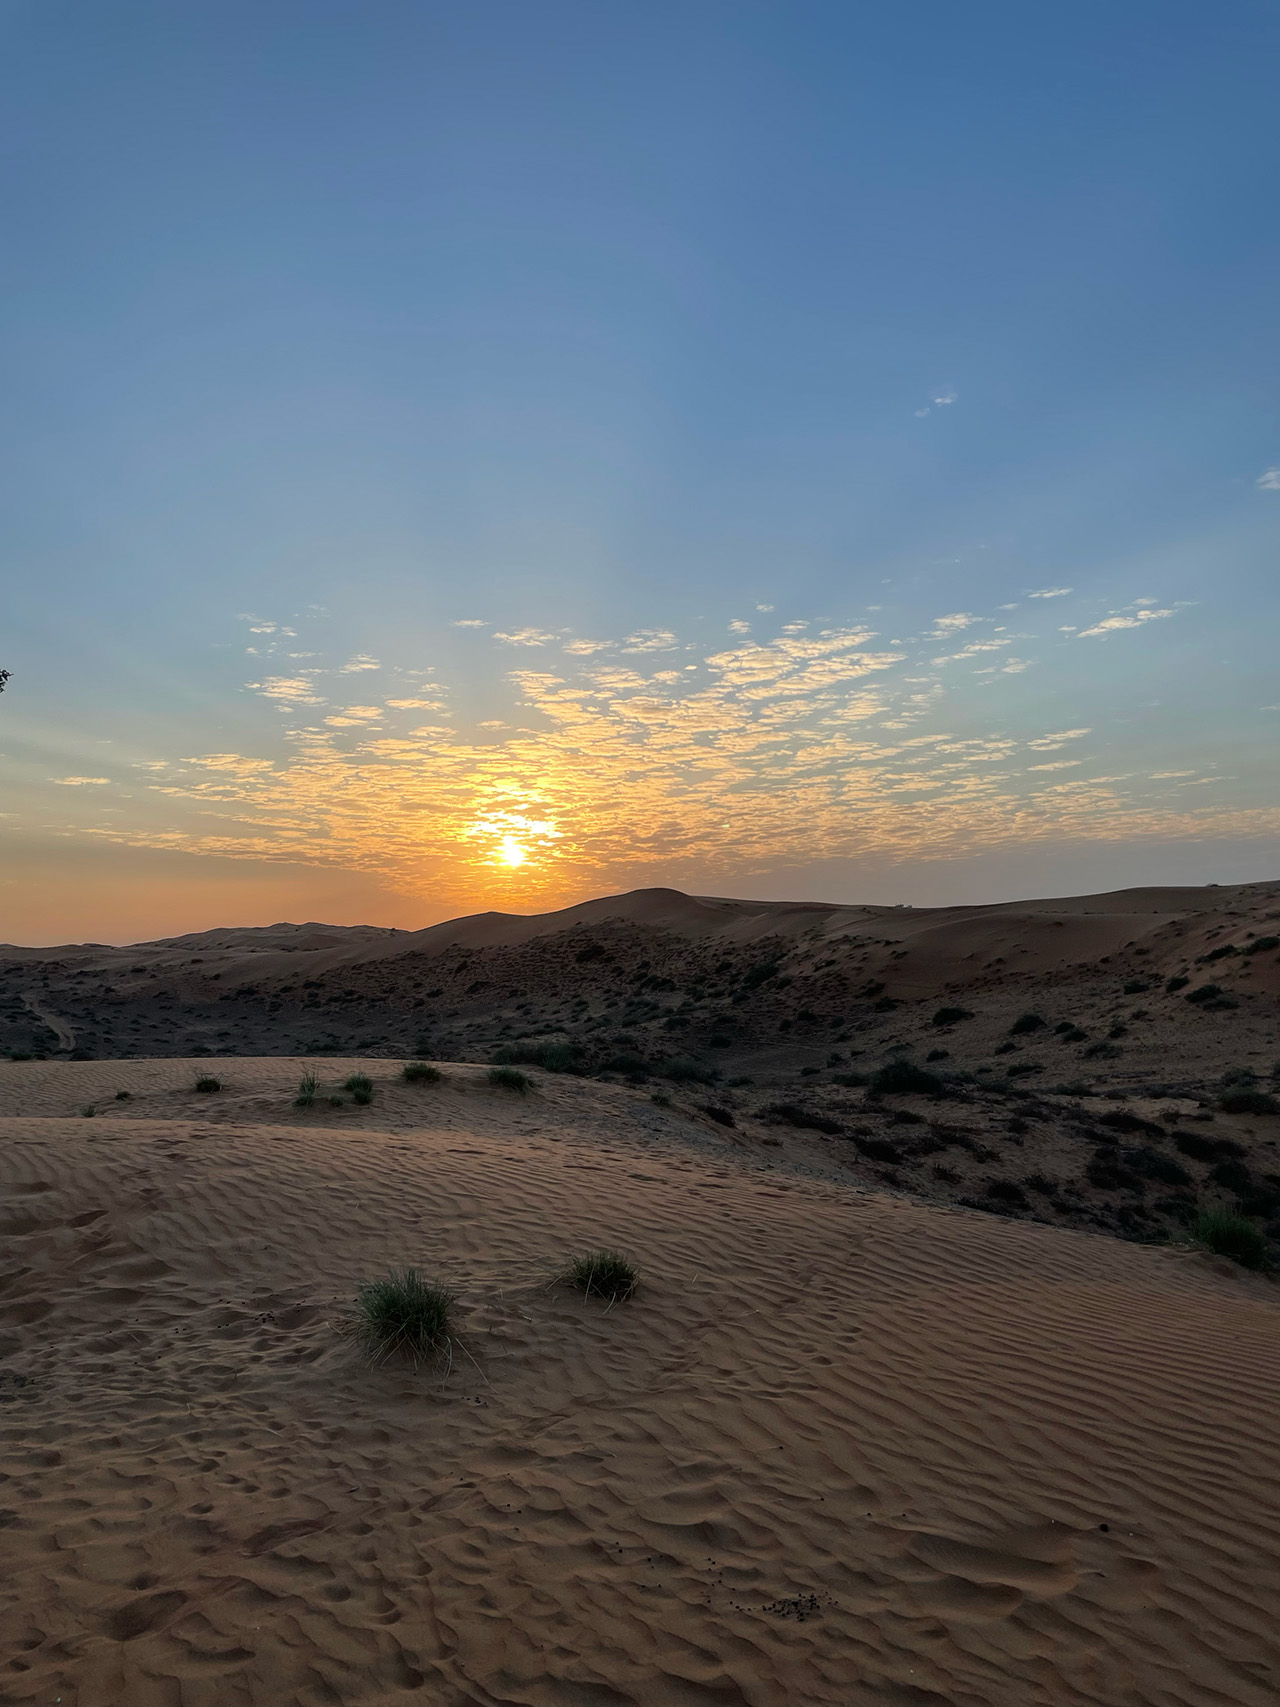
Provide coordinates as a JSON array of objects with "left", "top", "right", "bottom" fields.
[{"left": 3, "top": 882, "right": 1280, "bottom": 1706}]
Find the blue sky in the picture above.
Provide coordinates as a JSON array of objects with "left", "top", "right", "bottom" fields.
[{"left": 2, "top": 0, "right": 1278, "bottom": 942}]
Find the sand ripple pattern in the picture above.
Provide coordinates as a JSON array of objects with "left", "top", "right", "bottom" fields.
[{"left": 2, "top": 1062, "right": 1280, "bottom": 1705}]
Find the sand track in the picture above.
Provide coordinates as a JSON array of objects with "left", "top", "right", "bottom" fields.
[{"left": 2, "top": 1059, "right": 1279, "bottom": 1706}]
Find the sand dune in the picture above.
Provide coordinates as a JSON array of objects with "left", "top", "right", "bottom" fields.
[{"left": 3, "top": 1056, "right": 1279, "bottom": 1705}]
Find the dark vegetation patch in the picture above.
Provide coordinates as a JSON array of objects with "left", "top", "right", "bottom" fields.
[
  {"left": 763, "top": 1103, "right": 843, "bottom": 1136},
  {"left": 560, "top": 1249, "right": 637, "bottom": 1301},
  {"left": 1009, "top": 1012, "right": 1046, "bottom": 1035},
  {"left": 932, "top": 1006, "right": 974, "bottom": 1026},
  {"left": 1192, "top": 1208, "right": 1268, "bottom": 1270},
  {"left": 868, "top": 1060, "right": 947, "bottom": 1099}
]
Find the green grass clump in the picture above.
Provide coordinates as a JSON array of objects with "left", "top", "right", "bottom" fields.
[
  {"left": 343, "top": 1268, "right": 457, "bottom": 1366},
  {"left": 560, "top": 1248, "right": 637, "bottom": 1302},
  {"left": 343, "top": 1072, "right": 373, "bottom": 1096},
  {"left": 80, "top": 1104, "right": 95, "bottom": 1117},
  {"left": 488, "top": 1066, "right": 531, "bottom": 1093},
  {"left": 402, "top": 1061, "right": 442, "bottom": 1084},
  {"left": 194, "top": 1075, "right": 221, "bottom": 1093},
  {"left": 1192, "top": 1207, "right": 1269, "bottom": 1270},
  {"left": 492, "top": 1041, "right": 585, "bottom": 1074},
  {"left": 294, "top": 1069, "right": 318, "bottom": 1108}
]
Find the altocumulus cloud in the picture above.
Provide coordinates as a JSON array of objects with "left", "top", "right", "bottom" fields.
[{"left": 77, "top": 598, "right": 1279, "bottom": 905}]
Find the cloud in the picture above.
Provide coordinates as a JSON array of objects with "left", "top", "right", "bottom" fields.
[
  {"left": 1026, "top": 760, "right": 1082, "bottom": 771},
  {"left": 755, "top": 603, "right": 774, "bottom": 612},
  {"left": 52, "top": 775, "right": 110, "bottom": 785},
  {"left": 1076, "top": 607, "right": 1174, "bottom": 638},
  {"left": 340, "top": 655, "right": 381, "bottom": 673},
  {"left": 932, "top": 390, "right": 957, "bottom": 406},
  {"left": 385, "top": 697, "right": 446, "bottom": 710},
  {"left": 562, "top": 638, "right": 613, "bottom": 655},
  {"left": 248, "top": 676, "right": 325, "bottom": 705},
  {"left": 453, "top": 618, "right": 488, "bottom": 628},
  {"left": 1257, "top": 468, "right": 1280, "bottom": 490},
  {"left": 622, "top": 629, "right": 679, "bottom": 653},
  {"left": 928, "top": 613, "right": 976, "bottom": 636},
  {"left": 494, "top": 629, "right": 557, "bottom": 646},
  {"left": 1027, "top": 587, "right": 1072, "bottom": 599},
  {"left": 728, "top": 620, "right": 751, "bottom": 635},
  {"left": 1150, "top": 770, "right": 1195, "bottom": 779},
  {"left": 1027, "top": 728, "right": 1091, "bottom": 751}
]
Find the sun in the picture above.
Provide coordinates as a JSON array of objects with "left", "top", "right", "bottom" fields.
[{"left": 497, "top": 835, "right": 527, "bottom": 868}]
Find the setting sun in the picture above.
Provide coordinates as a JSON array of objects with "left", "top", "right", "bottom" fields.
[{"left": 497, "top": 836, "right": 527, "bottom": 867}]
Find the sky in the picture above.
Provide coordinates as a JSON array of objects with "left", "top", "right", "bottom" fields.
[{"left": 2, "top": 0, "right": 1279, "bottom": 945}]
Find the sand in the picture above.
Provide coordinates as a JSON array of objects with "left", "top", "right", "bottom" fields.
[{"left": 2, "top": 1057, "right": 1279, "bottom": 1706}]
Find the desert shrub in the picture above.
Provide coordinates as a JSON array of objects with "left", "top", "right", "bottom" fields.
[
  {"left": 343, "top": 1269, "right": 456, "bottom": 1365},
  {"left": 1086, "top": 1153, "right": 1143, "bottom": 1192},
  {"left": 1123, "top": 979, "right": 1151, "bottom": 994},
  {"left": 488, "top": 1066, "right": 531, "bottom": 1093},
  {"left": 115, "top": 1089, "right": 130, "bottom": 1100},
  {"left": 933, "top": 1163, "right": 960, "bottom": 1182},
  {"left": 932, "top": 1006, "right": 974, "bottom": 1027},
  {"left": 193, "top": 1075, "right": 221, "bottom": 1093},
  {"left": 329, "top": 1095, "right": 345, "bottom": 1107},
  {"left": 493, "top": 1041, "right": 585, "bottom": 1074},
  {"left": 831, "top": 1070, "right": 869, "bottom": 1087},
  {"left": 872, "top": 996, "right": 898, "bottom": 1012},
  {"left": 1098, "top": 1109, "right": 1164, "bottom": 1137},
  {"left": 1200, "top": 943, "right": 1239, "bottom": 963},
  {"left": 987, "top": 1179, "right": 1028, "bottom": 1206},
  {"left": 402, "top": 1061, "right": 442, "bottom": 1084},
  {"left": 1244, "top": 935, "right": 1279, "bottom": 954},
  {"left": 925, "top": 1048, "right": 950, "bottom": 1062},
  {"left": 1186, "top": 984, "right": 1222, "bottom": 1004},
  {"left": 1123, "top": 1146, "right": 1192, "bottom": 1187},
  {"left": 660, "top": 1056, "right": 714, "bottom": 1084},
  {"left": 698, "top": 1104, "right": 736, "bottom": 1127},
  {"left": 1175, "top": 1130, "right": 1245, "bottom": 1162},
  {"left": 764, "top": 1102, "right": 843, "bottom": 1135},
  {"left": 1009, "top": 1012, "right": 1046, "bottom": 1036},
  {"left": 1165, "top": 974, "right": 1190, "bottom": 992},
  {"left": 600, "top": 1052, "right": 651, "bottom": 1078},
  {"left": 868, "top": 1060, "right": 946, "bottom": 1098},
  {"left": 741, "top": 961, "right": 780, "bottom": 990},
  {"left": 1006, "top": 1061, "right": 1043, "bottom": 1078},
  {"left": 890, "top": 1108, "right": 924, "bottom": 1125},
  {"left": 1192, "top": 1208, "right": 1268, "bottom": 1270},
  {"left": 853, "top": 1135, "right": 902, "bottom": 1163},
  {"left": 1219, "top": 1088, "right": 1280, "bottom": 1116},
  {"left": 1209, "top": 1159, "right": 1253, "bottom": 1195},
  {"left": 1082, "top": 1041, "right": 1122, "bottom": 1059},
  {"left": 1023, "top": 1173, "right": 1059, "bottom": 1195},
  {"left": 294, "top": 1070, "right": 318, "bottom": 1108},
  {"left": 560, "top": 1248, "right": 637, "bottom": 1301},
  {"left": 80, "top": 1104, "right": 95, "bottom": 1117},
  {"left": 650, "top": 1092, "right": 671, "bottom": 1107}
]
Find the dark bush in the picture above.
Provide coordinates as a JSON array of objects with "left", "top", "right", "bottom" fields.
[
  {"left": 868, "top": 1061, "right": 946, "bottom": 1098},
  {"left": 1165, "top": 974, "right": 1190, "bottom": 992},
  {"left": 1219, "top": 1088, "right": 1280, "bottom": 1116},
  {"left": 1086, "top": 1153, "right": 1143, "bottom": 1192},
  {"left": 831, "top": 1070, "right": 869, "bottom": 1087},
  {"left": 1209, "top": 1160, "right": 1253, "bottom": 1195},
  {"left": 764, "top": 1103, "right": 843, "bottom": 1135},
  {"left": 1176, "top": 1130, "right": 1246, "bottom": 1162},
  {"left": 1186, "top": 984, "right": 1223, "bottom": 1004},
  {"left": 1123, "top": 979, "right": 1151, "bottom": 994},
  {"left": 853, "top": 1136, "right": 903, "bottom": 1163},
  {"left": 698, "top": 1104, "right": 736, "bottom": 1128},
  {"left": 1006, "top": 1061, "right": 1043, "bottom": 1078},
  {"left": 661, "top": 1056, "right": 714, "bottom": 1084},
  {"left": 1122, "top": 1146, "right": 1192, "bottom": 1187},
  {"left": 1244, "top": 935, "right": 1280, "bottom": 954},
  {"left": 600, "top": 1052, "right": 651, "bottom": 1078},
  {"left": 1192, "top": 1208, "right": 1268, "bottom": 1270},
  {"left": 1097, "top": 1109, "right": 1165, "bottom": 1137},
  {"left": 1009, "top": 1012, "right": 1046, "bottom": 1036},
  {"left": 194, "top": 1075, "right": 221, "bottom": 1093},
  {"left": 741, "top": 961, "right": 780, "bottom": 990},
  {"left": 494, "top": 1041, "right": 585, "bottom": 1074},
  {"left": 932, "top": 1006, "right": 974, "bottom": 1026},
  {"left": 926, "top": 1048, "right": 950, "bottom": 1062},
  {"left": 987, "top": 1179, "right": 1029, "bottom": 1206},
  {"left": 1200, "top": 943, "right": 1239, "bottom": 963}
]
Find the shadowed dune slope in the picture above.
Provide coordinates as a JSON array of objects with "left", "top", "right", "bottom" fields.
[{"left": 2, "top": 1057, "right": 1279, "bottom": 1707}]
